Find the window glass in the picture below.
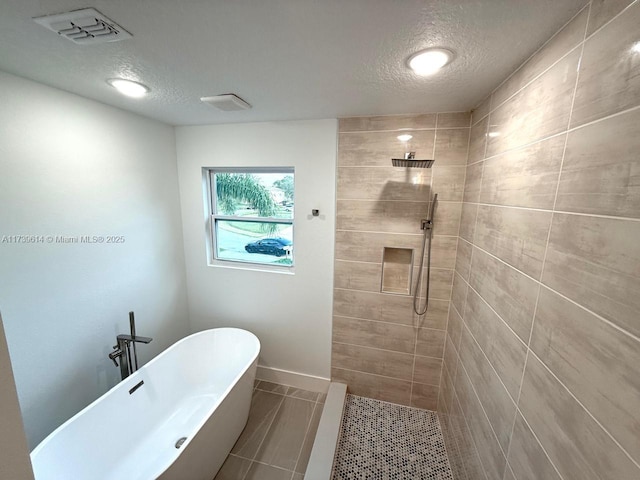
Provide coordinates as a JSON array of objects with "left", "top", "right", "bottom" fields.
[{"left": 208, "top": 169, "right": 294, "bottom": 268}]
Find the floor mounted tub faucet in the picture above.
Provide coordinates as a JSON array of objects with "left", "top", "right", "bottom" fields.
[{"left": 108, "top": 311, "right": 152, "bottom": 380}]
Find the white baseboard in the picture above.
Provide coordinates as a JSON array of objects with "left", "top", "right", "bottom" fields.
[{"left": 256, "top": 365, "right": 331, "bottom": 393}]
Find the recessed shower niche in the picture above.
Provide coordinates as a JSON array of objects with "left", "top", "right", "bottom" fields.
[{"left": 380, "top": 247, "right": 414, "bottom": 295}]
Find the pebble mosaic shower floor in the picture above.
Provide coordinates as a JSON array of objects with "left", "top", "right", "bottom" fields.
[{"left": 332, "top": 395, "right": 453, "bottom": 480}]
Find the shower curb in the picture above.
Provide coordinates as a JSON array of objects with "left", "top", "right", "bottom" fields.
[{"left": 304, "top": 382, "right": 347, "bottom": 480}]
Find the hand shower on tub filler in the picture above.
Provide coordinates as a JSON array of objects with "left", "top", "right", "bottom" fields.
[{"left": 108, "top": 311, "right": 152, "bottom": 381}]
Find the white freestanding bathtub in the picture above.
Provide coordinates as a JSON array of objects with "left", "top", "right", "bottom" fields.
[{"left": 30, "top": 328, "right": 260, "bottom": 480}]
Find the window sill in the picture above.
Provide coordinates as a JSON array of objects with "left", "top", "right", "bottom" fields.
[{"left": 208, "top": 259, "right": 295, "bottom": 275}]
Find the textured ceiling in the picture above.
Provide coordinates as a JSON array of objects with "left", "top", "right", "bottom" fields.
[{"left": 0, "top": 0, "right": 587, "bottom": 126}]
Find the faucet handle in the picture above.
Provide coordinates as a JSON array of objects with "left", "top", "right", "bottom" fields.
[{"left": 108, "top": 348, "right": 122, "bottom": 367}]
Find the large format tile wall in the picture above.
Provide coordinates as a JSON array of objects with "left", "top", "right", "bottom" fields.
[
  {"left": 438, "top": 1, "right": 640, "bottom": 479},
  {"left": 332, "top": 113, "right": 470, "bottom": 410}
]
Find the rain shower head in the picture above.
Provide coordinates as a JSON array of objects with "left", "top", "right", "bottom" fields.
[{"left": 391, "top": 152, "right": 435, "bottom": 168}]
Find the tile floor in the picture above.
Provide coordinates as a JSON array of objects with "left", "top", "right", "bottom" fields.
[
  {"left": 332, "top": 395, "right": 453, "bottom": 480},
  {"left": 214, "top": 381, "right": 326, "bottom": 480}
]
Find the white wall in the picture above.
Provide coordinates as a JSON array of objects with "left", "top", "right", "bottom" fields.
[
  {"left": 176, "top": 120, "right": 336, "bottom": 380},
  {"left": 0, "top": 71, "right": 190, "bottom": 448}
]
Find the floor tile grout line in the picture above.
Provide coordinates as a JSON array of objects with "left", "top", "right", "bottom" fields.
[
  {"left": 241, "top": 393, "right": 286, "bottom": 479},
  {"left": 291, "top": 401, "right": 319, "bottom": 476}
]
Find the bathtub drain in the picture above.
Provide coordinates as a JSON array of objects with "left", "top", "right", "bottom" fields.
[{"left": 175, "top": 437, "right": 187, "bottom": 449}]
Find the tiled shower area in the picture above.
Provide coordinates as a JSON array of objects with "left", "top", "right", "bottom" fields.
[{"left": 330, "top": 1, "right": 640, "bottom": 479}]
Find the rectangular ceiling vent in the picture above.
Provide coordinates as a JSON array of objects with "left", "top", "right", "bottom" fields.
[
  {"left": 33, "top": 8, "right": 132, "bottom": 45},
  {"left": 200, "top": 94, "right": 252, "bottom": 111}
]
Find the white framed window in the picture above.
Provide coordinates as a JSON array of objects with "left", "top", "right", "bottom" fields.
[{"left": 205, "top": 167, "right": 294, "bottom": 269}]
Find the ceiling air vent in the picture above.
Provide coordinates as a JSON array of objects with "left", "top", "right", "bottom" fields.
[
  {"left": 33, "top": 8, "right": 132, "bottom": 45},
  {"left": 201, "top": 94, "right": 252, "bottom": 111}
]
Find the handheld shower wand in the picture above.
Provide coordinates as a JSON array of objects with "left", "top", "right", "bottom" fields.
[{"left": 414, "top": 193, "right": 437, "bottom": 315}]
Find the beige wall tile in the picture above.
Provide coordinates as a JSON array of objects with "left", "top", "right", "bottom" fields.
[
  {"left": 557, "top": 107, "right": 640, "bottom": 218},
  {"left": 463, "top": 162, "right": 483, "bottom": 203},
  {"left": 432, "top": 201, "right": 462, "bottom": 236},
  {"left": 475, "top": 205, "right": 552, "bottom": 279},
  {"left": 331, "top": 367, "right": 412, "bottom": 406},
  {"left": 339, "top": 114, "right": 436, "bottom": 132},
  {"left": 332, "top": 316, "right": 416, "bottom": 354},
  {"left": 413, "top": 355, "right": 443, "bottom": 386},
  {"left": 334, "top": 230, "right": 420, "bottom": 263},
  {"left": 450, "top": 393, "right": 489, "bottom": 480},
  {"left": 518, "top": 354, "right": 640, "bottom": 480},
  {"left": 336, "top": 199, "right": 429, "bottom": 234},
  {"left": 507, "top": 412, "right": 562, "bottom": 480},
  {"left": 487, "top": 49, "right": 580, "bottom": 157},
  {"left": 439, "top": 363, "right": 456, "bottom": 414},
  {"left": 430, "top": 235, "right": 458, "bottom": 270},
  {"left": 434, "top": 128, "right": 470, "bottom": 165},
  {"left": 335, "top": 231, "right": 456, "bottom": 269},
  {"left": 334, "top": 260, "right": 381, "bottom": 292},
  {"left": 443, "top": 337, "right": 459, "bottom": 390},
  {"left": 468, "top": 116, "right": 488, "bottom": 164},
  {"left": 542, "top": 213, "right": 640, "bottom": 337},
  {"left": 572, "top": 1, "right": 640, "bottom": 127},
  {"left": 337, "top": 166, "right": 431, "bottom": 201},
  {"left": 455, "top": 237, "right": 472, "bottom": 281},
  {"left": 333, "top": 288, "right": 448, "bottom": 329},
  {"left": 469, "top": 247, "right": 539, "bottom": 343},
  {"left": 464, "top": 288, "right": 528, "bottom": 399},
  {"left": 458, "top": 328, "right": 516, "bottom": 452},
  {"left": 479, "top": 135, "right": 564, "bottom": 209},
  {"left": 415, "top": 267, "right": 453, "bottom": 301},
  {"left": 587, "top": 0, "right": 637, "bottom": 37},
  {"left": 447, "top": 301, "right": 463, "bottom": 351},
  {"left": 432, "top": 166, "right": 466, "bottom": 201},
  {"left": 437, "top": 112, "right": 471, "bottom": 128},
  {"left": 492, "top": 6, "right": 588, "bottom": 109},
  {"left": 332, "top": 342, "right": 414, "bottom": 380},
  {"left": 531, "top": 287, "right": 640, "bottom": 464},
  {"left": 472, "top": 96, "right": 492, "bottom": 126},
  {"left": 338, "top": 130, "right": 435, "bottom": 167},
  {"left": 415, "top": 328, "right": 446, "bottom": 358},
  {"left": 451, "top": 272, "right": 468, "bottom": 317},
  {"left": 459, "top": 202, "right": 478, "bottom": 242},
  {"left": 455, "top": 363, "right": 507, "bottom": 479},
  {"left": 333, "top": 288, "right": 411, "bottom": 325},
  {"left": 411, "top": 382, "right": 439, "bottom": 410}
]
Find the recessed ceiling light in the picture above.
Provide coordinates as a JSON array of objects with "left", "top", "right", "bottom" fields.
[
  {"left": 397, "top": 134, "right": 413, "bottom": 142},
  {"left": 107, "top": 78, "right": 150, "bottom": 98},
  {"left": 407, "top": 48, "right": 454, "bottom": 76},
  {"left": 632, "top": 41, "right": 640, "bottom": 53}
]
